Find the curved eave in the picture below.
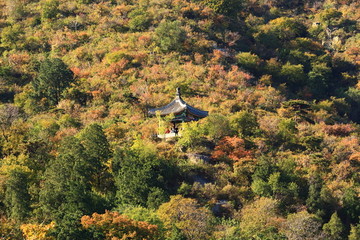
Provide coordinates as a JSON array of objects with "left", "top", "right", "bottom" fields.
[
  {"left": 148, "top": 97, "right": 187, "bottom": 116},
  {"left": 148, "top": 96, "right": 207, "bottom": 118},
  {"left": 186, "top": 105, "right": 208, "bottom": 118}
]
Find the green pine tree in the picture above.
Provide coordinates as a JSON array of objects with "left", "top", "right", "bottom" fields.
[
  {"left": 78, "top": 123, "right": 112, "bottom": 193},
  {"left": 112, "top": 141, "right": 175, "bottom": 208},
  {"left": 155, "top": 20, "right": 186, "bottom": 53},
  {"left": 342, "top": 188, "right": 360, "bottom": 224},
  {"left": 322, "top": 212, "right": 344, "bottom": 240},
  {"left": 31, "top": 58, "right": 74, "bottom": 107},
  {"left": 5, "top": 167, "right": 31, "bottom": 222},
  {"left": 306, "top": 172, "right": 324, "bottom": 215},
  {"left": 40, "top": 136, "right": 95, "bottom": 239},
  {"left": 113, "top": 148, "right": 166, "bottom": 207},
  {"left": 78, "top": 123, "right": 111, "bottom": 164}
]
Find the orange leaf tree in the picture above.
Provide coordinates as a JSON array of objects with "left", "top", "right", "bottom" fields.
[
  {"left": 81, "top": 210, "right": 160, "bottom": 240},
  {"left": 212, "top": 136, "right": 251, "bottom": 162}
]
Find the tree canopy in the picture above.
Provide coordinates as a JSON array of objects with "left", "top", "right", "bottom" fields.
[
  {"left": 0, "top": 0, "right": 359, "bottom": 239},
  {"left": 31, "top": 58, "right": 74, "bottom": 107}
]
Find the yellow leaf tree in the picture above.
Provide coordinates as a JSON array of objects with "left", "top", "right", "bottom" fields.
[{"left": 157, "top": 195, "right": 213, "bottom": 240}]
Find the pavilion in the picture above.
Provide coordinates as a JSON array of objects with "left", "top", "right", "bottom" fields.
[{"left": 148, "top": 88, "right": 208, "bottom": 138}]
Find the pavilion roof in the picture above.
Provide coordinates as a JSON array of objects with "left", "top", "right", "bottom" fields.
[{"left": 148, "top": 88, "right": 208, "bottom": 119}]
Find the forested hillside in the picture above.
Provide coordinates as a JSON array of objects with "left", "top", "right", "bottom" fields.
[{"left": 0, "top": 0, "right": 359, "bottom": 239}]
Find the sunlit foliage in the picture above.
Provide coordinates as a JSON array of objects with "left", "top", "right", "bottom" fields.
[{"left": 0, "top": 0, "right": 358, "bottom": 239}]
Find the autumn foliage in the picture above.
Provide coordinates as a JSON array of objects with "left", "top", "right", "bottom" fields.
[
  {"left": 20, "top": 222, "right": 55, "bottom": 240},
  {"left": 212, "top": 136, "right": 252, "bottom": 162},
  {"left": 81, "top": 211, "right": 159, "bottom": 240},
  {"left": 0, "top": 0, "right": 359, "bottom": 239}
]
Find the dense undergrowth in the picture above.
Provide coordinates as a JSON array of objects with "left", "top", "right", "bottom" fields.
[{"left": 0, "top": 0, "right": 359, "bottom": 239}]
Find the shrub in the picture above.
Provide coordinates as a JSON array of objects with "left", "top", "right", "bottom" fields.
[
  {"left": 128, "top": 8, "right": 151, "bottom": 32},
  {"left": 155, "top": 20, "right": 186, "bottom": 53}
]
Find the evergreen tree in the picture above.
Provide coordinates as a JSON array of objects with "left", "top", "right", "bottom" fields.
[
  {"left": 307, "top": 63, "right": 332, "bottom": 98},
  {"left": 202, "top": 0, "right": 243, "bottom": 16},
  {"left": 5, "top": 167, "right": 31, "bottom": 222},
  {"left": 112, "top": 141, "right": 176, "bottom": 208},
  {"left": 155, "top": 20, "right": 186, "bottom": 53},
  {"left": 342, "top": 188, "right": 360, "bottom": 224},
  {"left": 322, "top": 212, "right": 344, "bottom": 240},
  {"left": 306, "top": 172, "right": 324, "bottom": 215},
  {"left": 78, "top": 123, "right": 112, "bottom": 192},
  {"left": 32, "top": 58, "right": 74, "bottom": 107},
  {"left": 78, "top": 123, "right": 111, "bottom": 165},
  {"left": 40, "top": 136, "right": 95, "bottom": 239},
  {"left": 113, "top": 148, "right": 167, "bottom": 207},
  {"left": 306, "top": 173, "right": 336, "bottom": 219}
]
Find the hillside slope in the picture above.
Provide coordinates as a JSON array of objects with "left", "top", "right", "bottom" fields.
[{"left": 0, "top": 0, "right": 359, "bottom": 239}]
